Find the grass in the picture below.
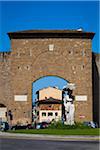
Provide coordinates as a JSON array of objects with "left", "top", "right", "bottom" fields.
[{"left": 8, "top": 128, "right": 100, "bottom": 136}]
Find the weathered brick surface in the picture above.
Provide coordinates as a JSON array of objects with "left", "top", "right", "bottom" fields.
[{"left": 0, "top": 31, "right": 94, "bottom": 124}]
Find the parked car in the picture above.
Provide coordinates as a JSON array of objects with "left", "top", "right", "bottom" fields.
[
  {"left": 83, "top": 121, "right": 98, "bottom": 128},
  {"left": 11, "top": 125, "right": 27, "bottom": 130},
  {"left": 36, "top": 122, "right": 49, "bottom": 129},
  {"left": 42, "top": 122, "right": 49, "bottom": 128},
  {"left": 26, "top": 124, "right": 35, "bottom": 129},
  {"left": 11, "top": 124, "right": 35, "bottom": 130},
  {"left": 0, "top": 121, "right": 9, "bottom": 131}
]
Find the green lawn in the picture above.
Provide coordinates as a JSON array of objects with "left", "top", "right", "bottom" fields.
[{"left": 9, "top": 128, "right": 100, "bottom": 136}]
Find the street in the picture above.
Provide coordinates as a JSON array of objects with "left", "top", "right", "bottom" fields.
[{"left": 0, "top": 137, "right": 99, "bottom": 150}]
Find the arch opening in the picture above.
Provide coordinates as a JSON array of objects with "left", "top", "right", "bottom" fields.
[
  {"left": 32, "top": 75, "right": 69, "bottom": 123},
  {"left": 32, "top": 75, "right": 68, "bottom": 103}
]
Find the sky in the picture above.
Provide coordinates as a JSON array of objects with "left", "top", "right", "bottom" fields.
[{"left": 0, "top": 1, "right": 99, "bottom": 53}]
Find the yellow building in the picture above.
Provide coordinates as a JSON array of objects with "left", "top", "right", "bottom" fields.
[{"left": 36, "top": 87, "right": 62, "bottom": 123}]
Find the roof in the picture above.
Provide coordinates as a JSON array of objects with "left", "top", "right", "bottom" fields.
[
  {"left": 36, "top": 97, "right": 62, "bottom": 104},
  {"left": 8, "top": 29, "right": 95, "bottom": 39}
]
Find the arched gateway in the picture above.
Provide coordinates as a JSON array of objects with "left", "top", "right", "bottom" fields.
[{"left": 0, "top": 30, "right": 94, "bottom": 125}]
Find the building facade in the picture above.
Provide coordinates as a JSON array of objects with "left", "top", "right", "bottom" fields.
[
  {"left": 0, "top": 30, "right": 94, "bottom": 125},
  {"left": 36, "top": 87, "right": 62, "bottom": 122}
]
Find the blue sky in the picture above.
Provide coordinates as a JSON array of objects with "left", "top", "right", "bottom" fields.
[{"left": 0, "top": 1, "right": 99, "bottom": 53}]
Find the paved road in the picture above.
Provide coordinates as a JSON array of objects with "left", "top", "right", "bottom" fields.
[{"left": 0, "top": 137, "right": 99, "bottom": 150}]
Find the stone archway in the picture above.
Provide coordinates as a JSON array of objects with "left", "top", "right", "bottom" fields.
[
  {"left": 32, "top": 75, "right": 68, "bottom": 101},
  {"left": 0, "top": 30, "right": 94, "bottom": 125},
  {"left": 32, "top": 76, "right": 75, "bottom": 123}
]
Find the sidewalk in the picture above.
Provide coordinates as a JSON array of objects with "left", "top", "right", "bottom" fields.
[{"left": 0, "top": 131, "right": 99, "bottom": 141}]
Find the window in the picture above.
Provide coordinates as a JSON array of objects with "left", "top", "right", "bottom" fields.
[
  {"left": 69, "top": 51, "right": 72, "bottom": 54},
  {"left": 42, "top": 112, "right": 46, "bottom": 117},
  {"left": 82, "top": 65, "right": 85, "bottom": 68},
  {"left": 48, "top": 112, "right": 53, "bottom": 116},
  {"left": 55, "top": 112, "right": 58, "bottom": 116},
  {"left": 25, "top": 65, "right": 30, "bottom": 70},
  {"left": 18, "top": 66, "right": 21, "bottom": 70},
  {"left": 81, "top": 64, "right": 85, "bottom": 70}
]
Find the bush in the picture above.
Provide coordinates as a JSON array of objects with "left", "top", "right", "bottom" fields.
[
  {"left": 74, "top": 122, "right": 91, "bottom": 129},
  {"left": 48, "top": 121, "right": 91, "bottom": 129}
]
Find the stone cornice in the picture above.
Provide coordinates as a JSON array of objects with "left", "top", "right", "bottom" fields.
[{"left": 8, "top": 30, "right": 95, "bottom": 39}]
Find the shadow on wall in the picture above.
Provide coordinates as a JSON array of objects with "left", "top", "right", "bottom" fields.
[{"left": 92, "top": 52, "right": 99, "bottom": 127}]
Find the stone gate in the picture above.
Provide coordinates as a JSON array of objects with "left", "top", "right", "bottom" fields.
[{"left": 0, "top": 30, "right": 95, "bottom": 125}]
